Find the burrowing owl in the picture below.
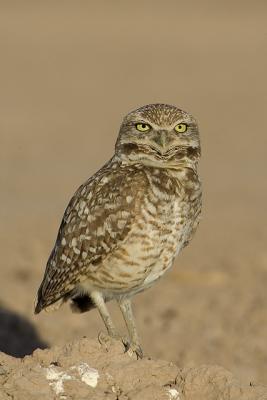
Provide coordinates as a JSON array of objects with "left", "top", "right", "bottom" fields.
[{"left": 35, "top": 103, "right": 201, "bottom": 358}]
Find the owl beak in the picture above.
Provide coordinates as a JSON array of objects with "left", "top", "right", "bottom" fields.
[{"left": 152, "top": 131, "right": 167, "bottom": 152}]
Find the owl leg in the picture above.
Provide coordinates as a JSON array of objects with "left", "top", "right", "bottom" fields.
[
  {"left": 90, "top": 291, "right": 117, "bottom": 337},
  {"left": 118, "top": 297, "right": 143, "bottom": 359},
  {"left": 90, "top": 291, "right": 130, "bottom": 352}
]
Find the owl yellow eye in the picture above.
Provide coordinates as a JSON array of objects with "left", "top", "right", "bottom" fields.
[
  {"left": 135, "top": 123, "right": 151, "bottom": 132},
  {"left": 174, "top": 123, "right": 188, "bottom": 133}
]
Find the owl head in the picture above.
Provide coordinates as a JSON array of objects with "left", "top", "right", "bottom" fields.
[{"left": 115, "top": 104, "right": 200, "bottom": 168}]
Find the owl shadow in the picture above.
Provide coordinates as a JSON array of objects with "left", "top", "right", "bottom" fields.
[{"left": 0, "top": 305, "right": 47, "bottom": 358}]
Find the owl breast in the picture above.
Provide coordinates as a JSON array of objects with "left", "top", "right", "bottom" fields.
[{"left": 82, "top": 166, "right": 201, "bottom": 296}]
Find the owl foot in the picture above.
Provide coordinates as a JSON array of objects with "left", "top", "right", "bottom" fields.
[
  {"left": 98, "top": 331, "right": 130, "bottom": 353},
  {"left": 125, "top": 342, "right": 143, "bottom": 359},
  {"left": 98, "top": 332, "right": 143, "bottom": 359}
]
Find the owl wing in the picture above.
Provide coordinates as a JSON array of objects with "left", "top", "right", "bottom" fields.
[
  {"left": 35, "top": 162, "right": 146, "bottom": 313},
  {"left": 181, "top": 174, "right": 202, "bottom": 249}
]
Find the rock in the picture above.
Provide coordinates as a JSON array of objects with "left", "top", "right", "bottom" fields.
[{"left": 0, "top": 337, "right": 266, "bottom": 400}]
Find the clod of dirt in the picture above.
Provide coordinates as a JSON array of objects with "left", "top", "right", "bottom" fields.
[{"left": 0, "top": 337, "right": 266, "bottom": 400}]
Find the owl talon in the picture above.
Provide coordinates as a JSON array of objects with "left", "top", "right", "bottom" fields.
[
  {"left": 123, "top": 340, "right": 131, "bottom": 353},
  {"left": 98, "top": 331, "right": 130, "bottom": 353},
  {"left": 126, "top": 343, "right": 144, "bottom": 359},
  {"left": 98, "top": 331, "right": 110, "bottom": 347}
]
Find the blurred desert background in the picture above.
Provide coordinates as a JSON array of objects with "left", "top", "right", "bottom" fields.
[{"left": 1, "top": 0, "right": 267, "bottom": 387}]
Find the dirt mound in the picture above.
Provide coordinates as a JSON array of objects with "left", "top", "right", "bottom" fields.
[{"left": 0, "top": 337, "right": 266, "bottom": 400}]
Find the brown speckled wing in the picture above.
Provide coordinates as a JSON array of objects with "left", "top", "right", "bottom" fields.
[{"left": 35, "top": 161, "right": 146, "bottom": 312}]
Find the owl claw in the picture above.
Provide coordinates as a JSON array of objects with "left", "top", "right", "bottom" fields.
[
  {"left": 98, "top": 331, "right": 110, "bottom": 347},
  {"left": 98, "top": 331, "right": 143, "bottom": 358},
  {"left": 122, "top": 339, "right": 131, "bottom": 353},
  {"left": 125, "top": 342, "right": 144, "bottom": 359},
  {"left": 98, "top": 331, "right": 129, "bottom": 352}
]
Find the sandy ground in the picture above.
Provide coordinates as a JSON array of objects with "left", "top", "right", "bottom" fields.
[
  {"left": 1, "top": 337, "right": 267, "bottom": 400},
  {"left": 1, "top": 0, "right": 267, "bottom": 394}
]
